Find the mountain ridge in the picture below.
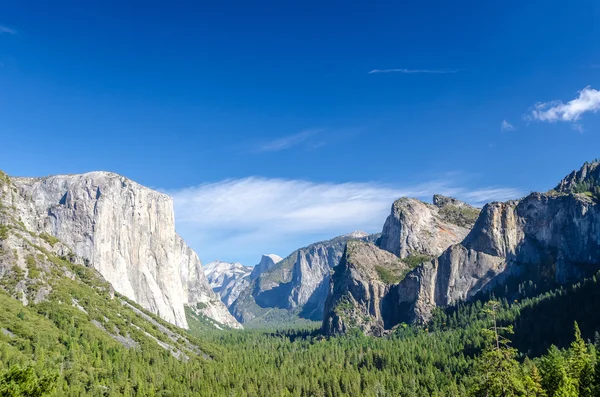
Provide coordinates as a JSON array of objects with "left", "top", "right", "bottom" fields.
[{"left": 323, "top": 161, "right": 600, "bottom": 335}]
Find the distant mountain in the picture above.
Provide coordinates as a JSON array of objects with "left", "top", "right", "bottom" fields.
[
  {"left": 1, "top": 170, "right": 240, "bottom": 330},
  {"left": 229, "top": 232, "right": 376, "bottom": 325},
  {"left": 204, "top": 261, "right": 252, "bottom": 307},
  {"left": 250, "top": 254, "right": 283, "bottom": 279},
  {"left": 323, "top": 161, "right": 600, "bottom": 335}
]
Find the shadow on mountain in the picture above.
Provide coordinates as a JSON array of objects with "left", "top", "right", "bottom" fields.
[
  {"left": 298, "top": 276, "right": 330, "bottom": 321},
  {"left": 254, "top": 281, "right": 293, "bottom": 309}
]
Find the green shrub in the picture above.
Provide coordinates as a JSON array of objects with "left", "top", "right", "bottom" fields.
[
  {"left": 374, "top": 265, "right": 401, "bottom": 284},
  {"left": 39, "top": 233, "right": 59, "bottom": 247},
  {"left": 403, "top": 254, "right": 433, "bottom": 268},
  {"left": 0, "top": 225, "right": 8, "bottom": 240}
]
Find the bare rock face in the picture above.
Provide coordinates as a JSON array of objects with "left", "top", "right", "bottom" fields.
[
  {"left": 378, "top": 195, "right": 480, "bottom": 259},
  {"left": 230, "top": 232, "right": 374, "bottom": 324},
  {"left": 322, "top": 162, "right": 600, "bottom": 334},
  {"left": 204, "top": 261, "right": 252, "bottom": 307},
  {"left": 10, "top": 172, "right": 240, "bottom": 329},
  {"left": 394, "top": 162, "right": 600, "bottom": 324},
  {"left": 322, "top": 241, "right": 410, "bottom": 336}
]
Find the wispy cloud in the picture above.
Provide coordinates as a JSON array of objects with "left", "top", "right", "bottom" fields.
[
  {"left": 529, "top": 86, "right": 600, "bottom": 126},
  {"left": 254, "top": 129, "right": 323, "bottom": 153},
  {"left": 501, "top": 120, "right": 516, "bottom": 132},
  {"left": 368, "top": 68, "right": 460, "bottom": 74},
  {"left": 0, "top": 25, "right": 16, "bottom": 35},
  {"left": 167, "top": 177, "right": 522, "bottom": 264}
]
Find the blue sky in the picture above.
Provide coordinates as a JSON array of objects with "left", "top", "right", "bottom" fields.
[{"left": 1, "top": 1, "right": 600, "bottom": 265}]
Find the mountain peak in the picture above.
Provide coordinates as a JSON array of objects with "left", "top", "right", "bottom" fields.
[
  {"left": 555, "top": 160, "right": 600, "bottom": 195},
  {"left": 250, "top": 253, "right": 283, "bottom": 279},
  {"left": 432, "top": 194, "right": 470, "bottom": 208},
  {"left": 344, "top": 230, "right": 369, "bottom": 239}
]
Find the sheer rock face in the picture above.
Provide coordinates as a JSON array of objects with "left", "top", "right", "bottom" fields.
[
  {"left": 396, "top": 183, "right": 600, "bottom": 324},
  {"left": 322, "top": 241, "right": 410, "bottom": 336},
  {"left": 230, "top": 232, "right": 374, "bottom": 324},
  {"left": 10, "top": 172, "right": 240, "bottom": 329},
  {"left": 204, "top": 261, "right": 252, "bottom": 307},
  {"left": 378, "top": 195, "right": 479, "bottom": 259}
]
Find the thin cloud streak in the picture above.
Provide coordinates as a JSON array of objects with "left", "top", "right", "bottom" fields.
[
  {"left": 529, "top": 86, "right": 600, "bottom": 124},
  {"left": 368, "top": 68, "right": 460, "bottom": 74},
  {"left": 0, "top": 25, "right": 17, "bottom": 35},
  {"left": 501, "top": 120, "right": 516, "bottom": 132},
  {"left": 167, "top": 177, "right": 522, "bottom": 264},
  {"left": 254, "top": 129, "right": 322, "bottom": 152}
]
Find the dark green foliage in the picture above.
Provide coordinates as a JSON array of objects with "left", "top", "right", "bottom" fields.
[
  {"left": 570, "top": 176, "right": 600, "bottom": 200},
  {"left": 0, "top": 365, "right": 57, "bottom": 397},
  {"left": 4, "top": 262, "right": 600, "bottom": 395}
]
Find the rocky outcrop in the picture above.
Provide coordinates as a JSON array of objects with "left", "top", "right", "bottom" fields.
[
  {"left": 8, "top": 171, "right": 240, "bottom": 329},
  {"left": 378, "top": 195, "right": 479, "bottom": 259},
  {"left": 322, "top": 162, "right": 600, "bottom": 334},
  {"left": 415, "top": 186, "right": 599, "bottom": 320},
  {"left": 340, "top": 162, "right": 600, "bottom": 334},
  {"left": 322, "top": 241, "right": 410, "bottom": 336},
  {"left": 230, "top": 232, "right": 374, "bottom": 324},
  {"left": 204, "top": 261, "right": 252, "bottom": 307},
  {"left": 250, "top": 254, "right": 282, "bottom": 280},
  {"left": 554, "top": 160, "right": 600, "bottom": 193}
]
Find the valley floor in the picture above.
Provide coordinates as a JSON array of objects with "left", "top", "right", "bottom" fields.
[{"left": 3, "top": 270, "right": 600, "bottom": 396}]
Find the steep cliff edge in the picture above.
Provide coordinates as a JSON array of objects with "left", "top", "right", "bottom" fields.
[
  {"left": 378, "top": 195, "right": 479, "bottom": 258},
  {"left": 8, "top": 171, "right": 240, "bottom": 329},
  {"left": 322, "top": 241, "right": 411, "bottom": 336}
]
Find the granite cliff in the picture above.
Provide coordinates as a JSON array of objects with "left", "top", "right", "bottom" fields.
[
  {"left": 5, "top": 171, "right": 240, "bottom": 329},
  {"left": 322, "top": 241, "right": 411, "bottom": 336},
  {"left": 378, "top": 195, "right": 479, "bottom": 258}
]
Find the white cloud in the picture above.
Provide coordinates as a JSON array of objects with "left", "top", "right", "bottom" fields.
[
  {"left": 0, "top": 25, "right": 16, "bottom": 35},
  {"left": 254, "top": 129, "right": 322, "bottom": 152},
  {"left": 529, "top": 86, "right": 600, "bottom": 123},
  {"left": 167, "top": 177, "right": 521, "bottom": 265},
  {"left": 368, "top": 68, "right": 460, "bottom": 74},
  {"left": 501, "top": 120, "right": 516, "bottom": 132}
]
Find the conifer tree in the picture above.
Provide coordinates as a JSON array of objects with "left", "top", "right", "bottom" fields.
[{"left": 470, "top": 301, "right": 525, "bottom": 397}]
